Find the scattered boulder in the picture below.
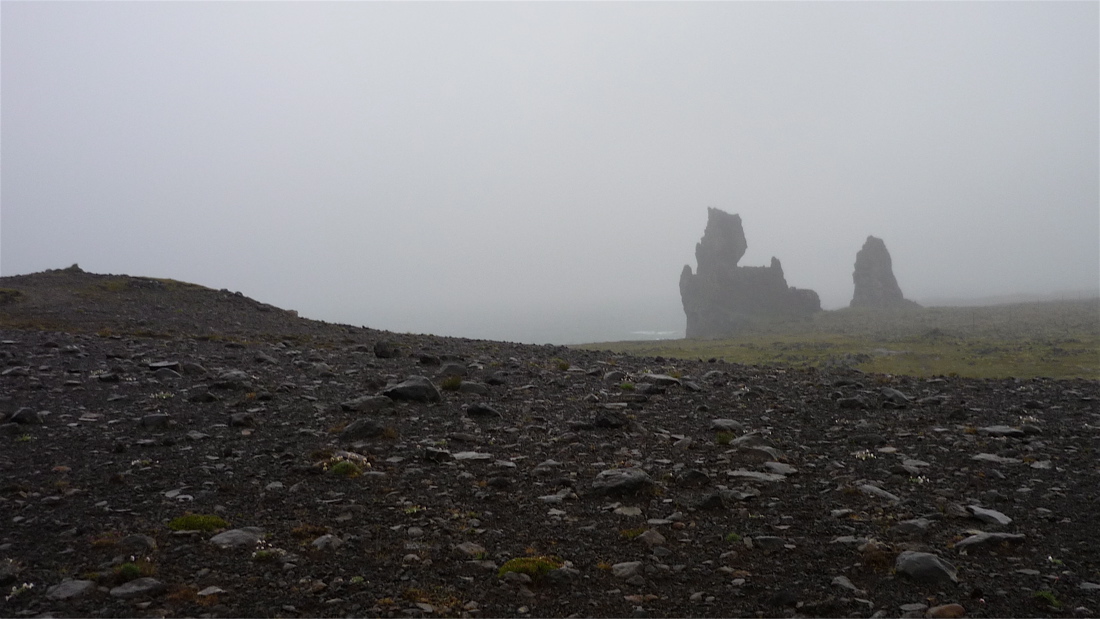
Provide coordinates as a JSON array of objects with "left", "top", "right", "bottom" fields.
[
  {"left": 47, "top": 579, "right": 97, "bottom": 600},
  {"left": 955, "top": 531, "right": 1026, "bottom": 553},
  {"left": 373, "top": 340, "right": 401, "bottom": 358},
  {"left": 895, "top": 551, "right": 958, "bottom": 585},
  {"left": 340, "top": 395, "right": 395, "bottom": 413},
  {"left": 438, "top": 362, "right": 467, "bottom": 377},
  {"left": 210, "top": 527, "right": 264, "bottom": 549},
  {"left": 109, "top": 577, "right": 166, "bottom": 598},
  {"left": 458, "top": 381, "right": 491, "bottom": 395},
  {"left": 890, "top": 517, "right": 934, "bottom": 539},
  {"left": 310, "top": 534, "right": 344, "bottom": 550},
  {"left": 590, "top": 468, "right": 657, "bottom": 497},
  {"left": 968, "top": 505, "right": 1013, "bottom": 526},
  {"left": 9, "top": 408, "right": 42, "bottom": 425},
  {"left": 710, "top": 418, "right": 744, "bottom": 432},
  {"left": 455, "top": 541, "right": 487, "bottom": 558},
  {"left": 141, "top": 413, "right": 171, "bottom": 428},
  {"left": 612, "top": 561, "right": 645, "bottom": 581},
  {"left": 466, "top": 403, "right": 503, "bottom": 418},
  {"left": 635, "top": 529, "right": 666, "bottom": 547},
  {"left": 381, "top": 376, "right": 442, "bottom": 403},
  {"left": 340, "top": 418, "right": 387, "bottom": 440}
]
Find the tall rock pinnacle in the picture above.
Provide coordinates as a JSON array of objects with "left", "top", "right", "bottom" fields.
[{"left": 850, "top": 236, "right": 920, "bottom": 309}]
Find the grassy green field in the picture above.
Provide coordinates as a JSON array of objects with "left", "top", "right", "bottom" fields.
[{"left": 577, "top": 299, "right": 1100, "bottom": 380}]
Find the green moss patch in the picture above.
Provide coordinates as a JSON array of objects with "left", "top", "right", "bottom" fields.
[
  {"left": 168, "top": 513, "right": 228, "bottom": 532},
  {"left": 497, "top": 555, "right": 563, "bottom": 580}
]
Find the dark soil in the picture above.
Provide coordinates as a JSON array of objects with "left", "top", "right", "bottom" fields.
[{"left": 1, "top": 267, "right": 1097, "bottom": 618}]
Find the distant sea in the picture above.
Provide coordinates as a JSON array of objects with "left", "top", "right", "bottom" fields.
[
  {"left": 358, "top": 301, "right": 686, "bottom": 346},
  {"left": 340, "top": 290, "right": 1100, "bottom": 347}
]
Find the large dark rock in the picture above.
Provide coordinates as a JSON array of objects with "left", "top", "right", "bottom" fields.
[
  {"left": 679, "top": 208, "right": 820, "bottom": 338},
  {"left": 381, "top": 376, "right": 442, "bottom": 403},
  {"left": 850, "top": 236, "right": 920, "bottom": 309}
]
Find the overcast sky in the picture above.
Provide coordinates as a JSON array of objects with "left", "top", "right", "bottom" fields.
[{"left": 3, "top": 2, "right": 1097, "bottom": 344}]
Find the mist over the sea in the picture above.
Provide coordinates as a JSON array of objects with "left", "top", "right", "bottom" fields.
[{"left": 3, "top": 2, "right": 1096, "bottom": 344}]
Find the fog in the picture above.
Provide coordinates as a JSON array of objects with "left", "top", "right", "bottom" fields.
[{"left": 3, "top": 2, "right": 1097, "bottom": 344}]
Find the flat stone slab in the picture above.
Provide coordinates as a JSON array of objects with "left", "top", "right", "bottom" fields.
[
  {"left": 978, "top": 425, "right": 1025, "bottom": 438},
  {"left": 764, "top": 461, "right": 798, "bottom": 475},
  {"left": 895, "top": 551, "right": 958, "bottom": 585},
  {"left": 710, "top": 419, "right": 744, "bottom": 432},
  {"left": 832, "top": 575, "right": 864, "bottom": 594},
  {"left": 955, "top": 531, "right": 1026, "bottom": 552},
  {"left": 47, "top": 579, "right": 97, "bottom": 600},
  {"left": 210, "top": 527, "right": 264, "bottom": 549},
  {"left": 726, "top": 469, "right": 786, "bottom": 482},
  {"left": 453, "top": 451, "right": 493, "bottom": 461},
  {"left": 972, "top": 453, "right": 1021, "bottom": 464},
  {"left": 590, "top": 468, "right": 657, "bottom": 496},
  {"left": 968, "top": 505, "right": 1013, "bottom": 526},
  {"left": 638, "top": 373, "right": 681, "bottom": 386},
  {"left": 340, "top": 395, "right": 394, "bottom": 412},
  {"left": 859, "top": 484, "right": 901, "bottom": 502},
  {"left": 381, "top": 376, "right": 441, "bottom": 403},
  {"left": 109, "top": 577, "right": 166, "bottom": 598},
  {"left": 612, "top": 561, "right": 643, "bottom": 579},
  {"left": 732, "top": 446, "right": 782, "bottom": 462}
]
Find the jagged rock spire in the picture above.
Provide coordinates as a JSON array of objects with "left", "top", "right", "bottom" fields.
[{"left": 850, "top": 236, "right": 920, "bottom": 309}]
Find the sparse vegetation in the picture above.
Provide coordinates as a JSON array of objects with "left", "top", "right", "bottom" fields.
[
  {"left": 291, "top": 524, "right": 329, "bottom": 539},
  {"left": 167, "top": 513, "right": 228, "bottom": 532},
  {"left": 400, "top": 585, "right": 463, "bottom": 614},
  {"left": 497, "top": 555, "right": 564, "bottom": 580},
  {"left": 716, "top": 431, "right": 735, "bottom": 445},
  {"left": 578, "top": 300, "right": 1100, "bottom": 379},
  {"left": 0, "top": 288, "right": 24, "bottom": 304},
  {"left": 90, "top": 531, "right": 122, "bottom": 548},
  {"left": 724, "top": 532, "right": 742, "bottom": 543},
  {"left": 112, "top": 561, "right": 153, "bottom": 583},
  {"left": 1033, "top": 590, "right": 1062, "bottom": 609},
  {"left": 252, "top": 548, "right": 287, "bottom": 563},
  {"left": 328, "top": 460, "right": 362, "bottom": 478},
  {"left": 4, "top": 582, "right": 34, "bottom": 602},
  {"left": 440, "top": 375, "right": 463, "bottom": 391}
]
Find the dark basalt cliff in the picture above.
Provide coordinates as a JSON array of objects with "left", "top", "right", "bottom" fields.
[{"left": 680, "top": 208, "right": 820, "bottom": 338}]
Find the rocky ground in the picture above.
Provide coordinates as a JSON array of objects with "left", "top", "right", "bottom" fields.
[{"left": 1, "top": 267, "right": 1098, "bottom": 618}]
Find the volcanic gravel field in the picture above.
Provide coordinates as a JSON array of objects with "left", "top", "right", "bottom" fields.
[{"left": 1, "top": 268, "right": 1098, "bottom": 618}]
